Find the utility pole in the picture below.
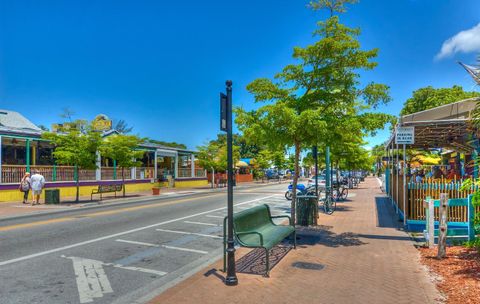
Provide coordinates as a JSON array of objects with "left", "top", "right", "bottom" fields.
[{"left": 221, "top": 80, "right": 238, "bottom": 285}]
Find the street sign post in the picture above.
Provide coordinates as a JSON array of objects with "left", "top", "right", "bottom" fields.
[
  {"left": 221, "top": 80, "right": 238, "bottom": 286},
  {"left": 395, "top": 127, "right": 414, "bottom": 145},
  {"left": 220, "top": 93, "right": 227, "bottom": 132}
]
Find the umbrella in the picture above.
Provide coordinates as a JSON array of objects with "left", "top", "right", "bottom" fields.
[{"left": 236, "top": 161, "right": 249, "bottom": 167}]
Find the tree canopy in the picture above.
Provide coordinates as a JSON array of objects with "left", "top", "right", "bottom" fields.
[
  {"left": 236, "top": 0, "right": 393, "bottom": 219},
  {"left": 400, "top": 85, "right": 480, "bottom": 116},
  {"left": 42, "top": 127, "right": 102, "bottom": 202}
]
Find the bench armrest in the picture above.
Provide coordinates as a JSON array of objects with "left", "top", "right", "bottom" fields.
[
  {"left": 235, "top": 231, "right": 264, "bottom": 246},
  {"left": 270, "top": 215, "right": 293, "bottom": 226}
]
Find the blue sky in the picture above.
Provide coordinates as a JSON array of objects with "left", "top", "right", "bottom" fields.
[{"left": 1, "top": 0, "right": 479, "bottom": 150}]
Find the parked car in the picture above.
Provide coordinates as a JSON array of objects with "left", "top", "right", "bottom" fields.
[{"left": 265, "top": 169, "right": 279, "bottom": 179}]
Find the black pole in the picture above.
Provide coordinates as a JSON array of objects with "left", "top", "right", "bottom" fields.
[
  {"left": 313, "top": 146, "right": 318, "bottom": 197},
  {"left": 225, "top": 80, "right": 238, "bottom": 286}
]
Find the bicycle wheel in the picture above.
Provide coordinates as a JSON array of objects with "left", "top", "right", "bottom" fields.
[
  {"left": 340, "top": 187, "right": 348, "bottom": 200},
  {"left": 323, "top": 195, "right": 336, "bottom": 215},
  {"left": 285, "top": 191, "right": 292, "bottom": 200}
]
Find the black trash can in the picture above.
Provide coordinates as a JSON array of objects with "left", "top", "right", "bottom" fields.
[
  {"left": 295, "top": 195, "right": 318, "bottom": 226},
  {"left": 45, "top": 189, "right": 60, "bottom": 204}
]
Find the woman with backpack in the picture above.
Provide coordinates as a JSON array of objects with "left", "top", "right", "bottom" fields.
[{"left": 19, "top": 172, "right": 31, "bottom": 204}]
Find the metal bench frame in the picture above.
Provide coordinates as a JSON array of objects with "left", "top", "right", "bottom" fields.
[
  {"left": 223, "top": 204, "right": 296, "bottom": 277},
  {"left": 91, "top": 184, "right": 123, "bottom": 201}
]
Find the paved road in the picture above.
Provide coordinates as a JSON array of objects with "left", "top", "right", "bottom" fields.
[{"left": 0, "top": 183, "right": 291, "bottom": 304}]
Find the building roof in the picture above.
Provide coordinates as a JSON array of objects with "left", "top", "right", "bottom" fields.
[
  {"left": 0, "top": 109, "right": 42, "bottom": 136},
  {"left": 387, "top": 98, "right": 480, "bottom": 152}
]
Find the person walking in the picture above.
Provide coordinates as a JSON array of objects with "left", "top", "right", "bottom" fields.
[
  {"left": 30, "top": 169, "right": 45, "bottom": 206},
  {"left": 19, "top": 172, "right": 31, "bottom": 204}
]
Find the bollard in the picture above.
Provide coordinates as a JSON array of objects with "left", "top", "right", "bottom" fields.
[{"left": 437, "top": 193, "right": 448, "bottom": 259}]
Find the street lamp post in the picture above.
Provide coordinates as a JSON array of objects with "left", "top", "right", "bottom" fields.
[{"left": 224, "top": 80, "right": 238, "bottom": 286}]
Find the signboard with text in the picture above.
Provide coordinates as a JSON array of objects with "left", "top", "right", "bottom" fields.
[{"left": 395, "top": 127, "right": 414, "bottom": 144}]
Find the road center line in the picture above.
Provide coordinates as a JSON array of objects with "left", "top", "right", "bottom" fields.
[{"left": 0, "top": 195, "right": 275, "bottom": 267}]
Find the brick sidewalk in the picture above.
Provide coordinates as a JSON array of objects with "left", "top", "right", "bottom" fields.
[{"left": 148, "top": 177, "right": 443, "bottom": 304}]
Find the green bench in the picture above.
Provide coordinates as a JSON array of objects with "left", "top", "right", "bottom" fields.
[
  {"left": 223, "top": 204, "right": 296, "bottom": 277},
  {"left": 91, "top": 184, "right": 123, "bottom": 201}
]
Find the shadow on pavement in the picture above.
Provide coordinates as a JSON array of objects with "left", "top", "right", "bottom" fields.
[
  {"left": 296, "top": 225, "right": 367, "bottom": 248},
  {"left": 375, "top": 196, "right": 402, "bottom": 229},
  {"left": 356, "top": 234, "right": 411, "bottom": 241},
  {"left": 235, "top": 244, "right": 292, "bottom": 276}
]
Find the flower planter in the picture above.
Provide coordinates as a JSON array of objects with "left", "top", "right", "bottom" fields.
[{"left": 152, "top": 187, "right": 160, "bottom": 195}]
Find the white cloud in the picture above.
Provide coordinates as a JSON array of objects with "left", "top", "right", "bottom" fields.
[{"left": 435, "top": 23, "right": 480, "bottom": 60}]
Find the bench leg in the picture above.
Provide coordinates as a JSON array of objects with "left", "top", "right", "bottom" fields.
[
  {"left": 264, "top": 248, "right": 270, "bottom": 278},
  {"left": 293, "top": 230, "right": 297, "bottom": 249}
]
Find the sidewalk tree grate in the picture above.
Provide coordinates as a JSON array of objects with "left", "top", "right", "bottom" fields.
[{"left": 291, "top": 262, "right": 325, "bottom": 271}]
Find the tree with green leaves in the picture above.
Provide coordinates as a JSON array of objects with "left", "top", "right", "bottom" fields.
[
  {"left": 196, "top": 138, "right": 240, "bottom": 187},
  {"left": 42, "top": 128, "right": 102, "bottom": 202},
  {"left": 236, "top": 0, "right": 392, "bottom": 220},
  {"left": 146, "top": 139, "right": 187, "bottom": 149},
  {"left": 99, "top": 134, "right": 144, "bottom": 197},
  {"left": 400, "top": 85, "right": 480, "bottom": 116}
]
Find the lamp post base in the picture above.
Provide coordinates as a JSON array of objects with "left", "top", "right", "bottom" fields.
[{"left": 225, "top": 276, "right": 238, "bottom": 286}]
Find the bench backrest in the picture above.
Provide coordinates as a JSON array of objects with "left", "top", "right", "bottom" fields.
[
  {"left": 98, "top": 184, "right": 123, "bottom": 192},
  {"left": 233, "top": 204, "right": 272, "bottom": 233}
]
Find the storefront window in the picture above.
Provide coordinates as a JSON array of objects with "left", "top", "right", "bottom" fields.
[
  {"left": 157, "top": 155, "right": 175, "bottom": 180},
  {"left": 32, "top": 140, "right": 55, "bottom": 166},
  {"left": 1, "top": 137, "right": 27, "bottom": 165},
  {"left": 140, "top": 151, "right": 155, "bottom": 168},
  {"left": 178, "top": 153, "right": 192, "bottom": 178}
]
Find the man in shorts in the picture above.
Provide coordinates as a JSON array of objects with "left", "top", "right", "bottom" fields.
[{"left": 30, "top": 169, "right": 45, "bottom": 205}]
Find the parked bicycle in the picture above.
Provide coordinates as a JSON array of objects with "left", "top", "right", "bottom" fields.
[{"left": 320, "top": 186, "right": 336, "bottom": 214}]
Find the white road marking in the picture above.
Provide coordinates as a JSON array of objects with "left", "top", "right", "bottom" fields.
[
  {"left": 115, "top": 239, "right": 158, "bottom": 247},
  {"left": 0, "top": 195, "right": 275, "bottom": 267},
  {"left": 109, "top": 265, "right": 167, "bottom": 276},
  {"left": 205, "top": 215, "right": 225, "bottom": 219},
  {"left": 65, "top": 256, "right": 113, "bottom": 304},
  {"left": 183, "top": 220, "right": 218, "bottom": 226},
  {"left": 156, "top": 228, "right": 222, "bottom": 239},
  {"left": 163, "top": 245, "right": 208, "bottom": 254},
  {"left": 115, "top": 239, "right": 208, "bottom": 254}
]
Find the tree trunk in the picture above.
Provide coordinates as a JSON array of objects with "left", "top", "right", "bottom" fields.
[
  {"left": 291, "top": 141, "right": 301, "bottom": 225},
  {"left": 122, "top": 167, "right": 126, "bottom": 197}
]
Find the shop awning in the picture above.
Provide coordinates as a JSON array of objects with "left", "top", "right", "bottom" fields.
[{"left": 387, "top": 98, "right": 479, "bottom": 152}]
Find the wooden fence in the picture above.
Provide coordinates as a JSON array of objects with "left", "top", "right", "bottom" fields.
[
  {"left": 408, "top": 180, "right": 480, "bottom": 222},
  {"left": 388, "top": 174, "right": 480, "bottom": 223}
]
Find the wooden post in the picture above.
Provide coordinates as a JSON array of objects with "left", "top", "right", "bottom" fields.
[
  {"left": 468, "top": 194, "right": 475, "bottom": 241},
  {"left": 427, "top": 197, "right": 434, "bottom": 248},
  {"left": 437, "top": 193, "right": 448, "bottom": 258}
]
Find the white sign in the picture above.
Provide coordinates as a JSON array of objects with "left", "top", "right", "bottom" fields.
[{"left": 395, "top": 127, "right": 414, "bottom": 144}]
